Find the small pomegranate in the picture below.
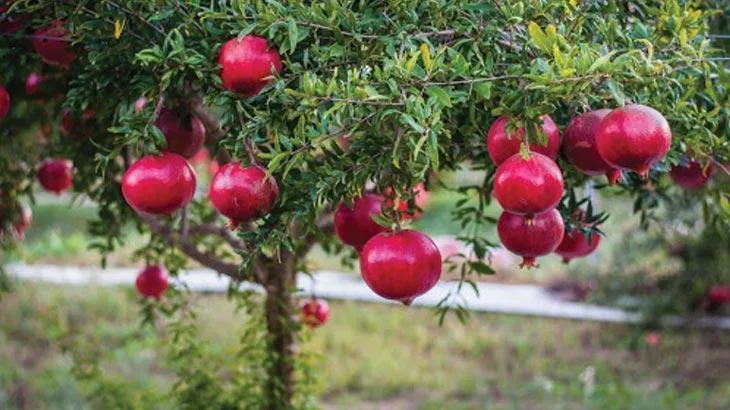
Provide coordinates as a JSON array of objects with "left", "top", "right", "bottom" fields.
[
  {"left": 154, "top": 108, "right": 206, "bottom": 158},
  {"left": 122, "top": 152, "right": 196, "bottom": 215},
  {"left": 555, "top": 228, "right": 601, "bottom": 263},
  {"left": 209, "top": 163, "right": 279, "bottom": 226},
  {"left": 0, "top": 5, "right": 24, "bottom": 33},
  {"left": 135, "top": 265, "right": 170, "bottom": 298},
  {"left": 669, "top": 158, "right": 713, "bottom": 189},
  {"left": 300, "top": 298, "right": 330, "bottom": 328},
  {"left": 563, "top": 109, "right": 622, "bottom": 185},
  {"left": 334, "top": 193, "right": 387, "bottom": 251},
  {"left": 359, "top": 230, "right": 442, "bottom": 305},
  {"left": 385, "top": 183, "right": 431, "bottom": 221},
  {"left": 0, "top": 84, "right": 8, "bottom": 120},
  {"left": 25, "top": 73, "right": 47, "bottom": 95},
  {"left": 708, "top": 285, "right": 730, "bottom": 305},
  {"left": 595, "top": 104, "right": 672, "bottom": 177},
  {"left": 37, "top": 158, "right": 73, "bottom": 195},
  {"left": 645, "top": 331, "right": 662, "bottom": 347},
  {"left": 219, "top": 35, "right": 282, "bottom": 97},
  {"left": 486, "top": 115, "right": 560, "bottom": 166},
  {"left": 497, "top": 209, "right": 565, "bottom": 268},
  {"left": 33, "top": 21, "right": 77, "bottom": 67},
  {"left": 493, "top": 152, "right": 564, "bottom": 216}
]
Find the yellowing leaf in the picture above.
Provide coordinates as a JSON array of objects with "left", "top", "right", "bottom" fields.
[
  {"left": 546, "top": 24, "right": 557, "bottom": 41},
  {"left": 114, "top": 19, "right": 125, "bottom": 39},
  {"left": 420, "top": 43, "right": 432, "bottom": 70},
  {"left": 528, "top": 22, "right": 552, "bottom": 53}
]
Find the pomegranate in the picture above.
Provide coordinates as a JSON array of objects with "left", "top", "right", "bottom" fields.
[
  {"left": 359, "top": 230, "right": 442, "bottom": 305},
  {"left": 595, "top": 104, "right": 672, "bottom": 177},
  {"left": 708, "top": 285, "right": 730, "bottom": 305},
  {"left": 645, "top": 331, "right": 662, "bottom": 347},
  {"left": 0, "top": 84, "right": 8, "bottom": 120},
  {"left": 334, "top": 193, "right": 387, "bottom": 251},
  {"left": 0, "top": 5, "right": 24, "bottom": 33},
  {"left": 563, "top": 109, "right": 622, "bottom": 184},
  {"left": 37, "top": 158, "right": 73, "bottom": 195},
  {"left": 555, "top": 228, "right": 601, "bottom": 263},
  {"left": 25, "top": 72, "right": 47, "bottom": 95},
  {"left": 219, "top": 35, "right": 282, "bottom": 97},
  {"left": 154, "top": 108, "right": 206, "bottom": 158},
  {"left": 486, "top": 115, "right": 560, "bottom": 166},
  {"left": 208, "top": 160, "right": 220, "bottom": 176},
  {"left": 135, "top": 265, "right": 170, "bottom": 298},
  {"left": 300, "top": 298, "right": 330, "bottom": 328},
  {"left": 669, "top": 158, "right": 713, "bottom": 189},
  {"left": 385, "top": 183, "right": 430, "bottom": 221},
  {"left": 33, "top": 21, "right": 77, "bottom": 67},
  {"left": 493, "top": 152, "right": 564, "bottom": 216},
  {"left": 497, "top": 209, "right": 565, "bottom": 268},
  {"left": 209, "top": 163, "right": 279, "bottom": 226},
  {"left": 122, "top": 152, "right": 196, "bottom": 215}
]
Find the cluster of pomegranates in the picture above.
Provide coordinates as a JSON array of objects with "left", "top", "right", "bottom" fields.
[{"left": 489, "top": 104, "right": 677, "bottom": 267}]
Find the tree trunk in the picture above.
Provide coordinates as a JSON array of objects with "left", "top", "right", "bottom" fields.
[{"left": 263, "top": 250, "right": 297, "bottom": 410}]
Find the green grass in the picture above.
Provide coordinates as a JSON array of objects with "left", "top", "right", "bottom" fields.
[{"left": 1, "top": 282, "right": 728, "bottom": 409}]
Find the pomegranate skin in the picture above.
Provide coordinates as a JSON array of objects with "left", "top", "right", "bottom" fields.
[
  {"left": 209, "top": 163, "right": 279, "bottom": 226},
  {"left": 595, "top": 104, "right": 672, "bottom": 177},
  {"left": 25, "top": 73, "right": 47, "bottom": 95},
  {"left": 37, "top": 158, "right": 73, "bottom": 195},
  {"left": 122, "top": 152, "right": 196, "bottom": 215},
  {"left": 493, "top": 152, "right": 564, "bottom": 216},
  {"left": 154, "top": 108, "right": 206, "bottom": 158},
  {"left": 334, "top": 193, "right": 387, "bottom": 251},
  {"left": 33, "top": 21, "right": 77, "bottom": 67},
  {"left": 497, "top": 209, "right": 565, "bottom": 268},
  {"left": 0, "top": 84, "right": 8, "bottom": 120},
  {"left": 135, "top": 265, "right": 170, "bottom": 298},
  {"left": 669, "top": 159, "right": 713, "bottom": 189},
  {"left": 359, "top": 230, "right": 442, "bottom": 305},
  {"left": 486, "top": 115, "right": 561, "bottom": 166},
  {"left": 555, "top": 229, "right": 601, "bottom": 263},
  {"left": 300, "top": 299, "right": 330, "bottom": 328},
  {"left": 708, "top": 285, "right": 730, "bottom": 305},
  {"left": 219, "top": 35, "right": 282, "bottom": 97},
  {"left": 563, "top": 109, "right": 622, "bottom": 184}
]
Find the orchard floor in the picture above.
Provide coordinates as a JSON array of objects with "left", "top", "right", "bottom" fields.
[{"left": 1, "top": 282, "right": 729, "bottom": 410}]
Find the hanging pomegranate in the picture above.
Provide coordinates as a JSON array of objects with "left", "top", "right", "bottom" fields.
[
  {"left": 493, "top": 152, "right": 564, "bottom": 216},
  {"left": 33, "top": 20, "right": 77, "bottom": 67},
  {"left": 486, "top": 115, "right": 561, "bottom": 166},
  {"left": 135, "top": 265, "right": 170, "bottom": 298},
  {"left": 122, "top": 152, "right": 196, "bottom": 215},
  {"left": 300, "top": 298, "right": 330, "bottom": 328},
  {"left": 219, "top": 35, "right": 282, "bottom": 97},
  {"left": 555, "top": 227, "right": 601, "bottom": 263},
  {"left": 563, "top": 109, "right": 622, "bottom": 185},
  {"left": 209, "top": 163, "right": 279, "bottom": 226},
  {"left": 669, "top": 158, "right": 714, "bottom": 189},
  {"left": 334, "top": 193, "right": 387, "bottom": 251},
  {"left": 37, "top": 158, "right": 73, "bottom": 195},
  {"left": 497, "top": 209, "right": 565, "bottom": 268},
  {"left": 154, "top": 108, "right": 206, "bottom": 158}
]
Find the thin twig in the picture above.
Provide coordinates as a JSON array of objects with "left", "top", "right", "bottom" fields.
[{"left": 180, "top": 206, "right": 189, "bottom": 240}]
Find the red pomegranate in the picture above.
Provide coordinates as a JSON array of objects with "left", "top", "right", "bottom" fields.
[
  {"left": 135, "top": 265, "right": 170, "bottom": 298},
  {"left": 154, "top": 108, "right": 206, "bottom": 158},
  {"left": 708, "top": 285, "right": 730, "bottom": 305},
  {"left": 497, "top": 209, "right": 565, "bottom": 268},
  {"left": 300, "top": 298, "right": 330, "bottom": 328},
  {"left": 486, "top": 115, "right": 560, "bottom": 166},
  {"left": 209, "top": 163, "right": 279, "bottom": 226},
  {"left": 0, "top": 5, "right": 24, "bottom": 33},
  {"left": 0, "top": 84, "right": 8, "bottom": 120},
  {"left": 595, "top": 104, "right": 672, "bottom": 177},
  {"left": 384, "top": 183, "right": 431, "bottom": 221},
  {"left": 359, "top": 230, "right": 442, "bottom": 305},
  {"left": 335, "top": 193, "right": 387, "bottom": 251},
  {"left": 563, "top": 109, "right": 622, "bottom": 185},
  {"left": 493, "top": 152, "right": 564, "bottom": 216},
  {"left": 33, "top": 21, "right": 77, "bottom": 67},
  {"left": 37, "top": 158, "right": 73, "bottom": 195},
  {"left": 122, "top": 152, "right": 197, "bottom": 215},
  {"left": 219, "top": 35, "right": 282, "bottom": 97},
  {"left": 669, "top": 158, "right": 713, "bottom": 189},
  {"left": 555, "top": 227, "right": 601, "bottom": 263},
  {"left": 25, "top": 73, "right": 47, "bottom": 95}
]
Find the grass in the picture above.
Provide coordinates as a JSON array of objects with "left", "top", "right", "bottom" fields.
[{"left": 0, "top": 282, "right": 728, "bottom": 409}]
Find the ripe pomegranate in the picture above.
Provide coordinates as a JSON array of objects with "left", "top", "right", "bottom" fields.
[
  {"left": 555, "top": 227, "right": 601, "bottom": 263},
  {"left": 219, "top": 35, "right": 282, "bottom": 97},
  {"left": 135, "top": 265, "right": 170, "bottom": 298},
  {"left": 486, "top": 115, "right": 560, "bottom": 166},
  {"left": 493, "top": 152, "right": 564, "bottom": 216},
  {"left": 209, "top": 163, "right": 279, "bottom": 226},
  {"left": 122, "top": 152, "right": 196, "bottom": 215},
  {"left": 384, "top": 183, "right": 431, "bottom": 220},
  {"left": 669, "top": 158, "right": 713, "bottom": 189},
  {"left": 334, "top": 193, "right": 387, "bottom": 251},
  {"left": 708, "top": 285, "right": 730, "bottom": 305},
  {"left": 595, "top": 104, "right": 672, "bottom": 177},
  {"left": 563, "top": 109, "right": 622, "bottom": 185},
  {"left": 497, "top": 209, "right": 565, "bottom": 268},
  {"left": 645, "top": 331, "right": 661, "bottom": 347},
  {"left": 154, "top": 108, "right": 206, "bottom": 158},
  {"left": 359, "top": 230, "right": 442, "bottom": 305},
  {"left": 33, "top": 21, "right": 77, "bottom": 67},
  {"left": 37, "top": 158, "right": 73, "bottom": 195},
  {"left": 25, "top": 72, "right": 47, "bottom": 95},
  {"left": 300, "top": 298, "right": 330, "bottom": 328},
  {"left": 0, "top": 5, "right": 24, "bottom": 33},
  {"left": 0, "top": 84, "right": 8, "bottom": 120}
]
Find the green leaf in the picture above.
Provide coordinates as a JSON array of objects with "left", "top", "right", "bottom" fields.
[
  {"left": 426, "top": 86, "right": 452, "bottom": 107},
  {"left": 528, "top": 22, "right": 552, "bottom": 53},
  {"left": 402, "top": 114, "right": 425, "bottom": 133},
  {"left": 287, "top": 19, "right": 298, "bottom": 52}
]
